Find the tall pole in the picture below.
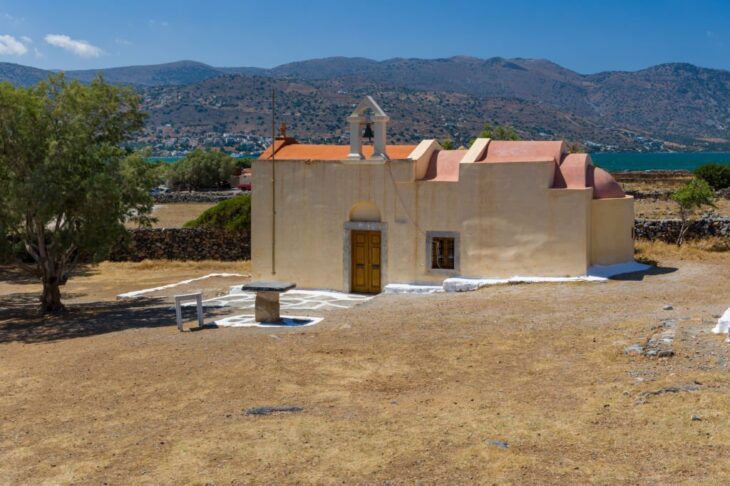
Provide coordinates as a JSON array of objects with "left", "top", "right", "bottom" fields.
[{"left": 271, "top": 88, "right": 276, "bottom": 275}]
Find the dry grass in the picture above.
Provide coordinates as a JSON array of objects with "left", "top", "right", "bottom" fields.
[
  {"left": 0, "top": 260, "right": 251, "bottom": 304},
  {"left": 125, "top": 203, "right": 215, "bottom": 229},
  {"left": 1, "top": 251, "right": 729, "bottom": 484},
  {"left": 635, "top": 198, "right": 730, "bottom": 219},
  {"left": 636, "top": 239, "right": 730, "bottom": 264}
]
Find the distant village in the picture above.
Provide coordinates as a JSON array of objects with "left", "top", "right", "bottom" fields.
[{"left": 136, "top": 126, "right": 668, "bottom": 158}]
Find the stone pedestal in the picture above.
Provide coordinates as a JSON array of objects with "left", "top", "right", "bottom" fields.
[{"left": 255, "top": 291, "right": 281, "bottom": 323}]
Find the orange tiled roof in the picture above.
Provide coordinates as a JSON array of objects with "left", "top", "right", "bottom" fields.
[{"left": 259, "top": 141, "right": 417, "bottom": 161}]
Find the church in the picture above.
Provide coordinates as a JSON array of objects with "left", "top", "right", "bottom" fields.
[{"left": 251, "top": 96, "right": 634, "bottom": 293}]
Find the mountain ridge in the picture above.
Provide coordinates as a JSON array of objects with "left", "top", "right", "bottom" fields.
[{"left": 2, "top": 56, "right": 729, "bottom": 151}]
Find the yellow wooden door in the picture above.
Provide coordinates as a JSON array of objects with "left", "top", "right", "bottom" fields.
[{"left": 351, "top": 230, "right": 381, "bottom": 293}]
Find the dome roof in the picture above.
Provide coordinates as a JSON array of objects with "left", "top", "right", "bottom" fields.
[
  {"left": 553, "top": 153, "right": 626, "bottom": 199},
  {"left": 592, "top": 167, "right": 626, "bottom": 199}
]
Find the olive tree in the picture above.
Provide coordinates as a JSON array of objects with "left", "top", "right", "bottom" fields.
[
  {"left": 0, "top": 75, "right": 152, "bottom": 313},
  {"left": 671, "top": 178, "right": 716, "bottom": 246}
]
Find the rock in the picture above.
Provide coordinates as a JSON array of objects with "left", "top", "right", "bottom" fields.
[
  {"left": 624, "top": 344, "right": 644, "bottom": 355},
  {"left": 487, "top": 440, "right": 509, "bottom": 449},
  {"left": 691, "top": 415, "right": 702, "bottom": 421},
  {"left": 637, "top": 383, "right": 701, "bottom": 403},
  {"left": 645, "top": 319, "right": 676, "bottom": 358},
  {"left": 244, "top": 406, "right": 303, "bottom": 416},
  {"left": 663, "top": 305, "right": 673, "bottom": 311}
]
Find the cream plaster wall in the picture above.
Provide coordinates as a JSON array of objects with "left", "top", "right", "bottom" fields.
[
  {"left": 252, "top": 158, "right": 631, "bottom": 291},
  {"left": 590, "top": 196, "right": 635, "bottom": 265}
]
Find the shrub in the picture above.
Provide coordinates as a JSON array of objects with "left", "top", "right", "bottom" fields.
[
  {"left": 169, "top": 149, "right": 240, "bottom": 190},
  {"left": 184, "top": 194, "right": 251, "bottom": 234},
  {"left": 694, "top": 163, "right": 730, "bottom": 190},
  {"left": 671, "top": 178, "right": 716, "bottom": 246}
]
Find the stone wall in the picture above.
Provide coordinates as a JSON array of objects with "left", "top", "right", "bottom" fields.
[
  {"left": 153, "top": 190, "right": 245, "bottom": 204},
  {"left": 634, "top": 218, "right": 730, "bottom": 242},
  {"left": 106, "top": 219, "right": 727, "bottom": 262},
  {"left": 110, "top": 228, "right": 249, "bottom": 261}
]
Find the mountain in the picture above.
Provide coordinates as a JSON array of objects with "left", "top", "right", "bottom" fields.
[
  {"left": 585, "top": 63, "right": 730, "bottom": 144},
  {"left": 271, "top": 56, "right": 594, "bottom": 115},
  {"left": 2, "top": 57, "right": 729, "bottom": 150},
  {"left": 65, "top": 60, "right": 229, "bottom": 86},
  {"left": 138, "top": 74, "right": 638, "bottom": 150},
  {"left": 0, "top": 60, "right": 266, "bottom": 87},
  {"left": 0, "top": 62, "right": 54, "bottom": 86}
]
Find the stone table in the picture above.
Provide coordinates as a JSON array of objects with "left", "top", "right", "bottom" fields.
[{"left": 241, "top": 281, "right": 296, "bottom": 323}]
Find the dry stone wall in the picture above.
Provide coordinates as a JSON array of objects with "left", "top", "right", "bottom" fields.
[
  {"left": 634, "top": 218, "right": 730, "bottom": 242},
  {"left": 153, "top": 190, "right": 245, "bottom": 204},
  {"left": 107, "top": 219, "right": 728, "bottom": 262},
  {"left": 110, "top": 228, "right": 249, "bottom": 261}
]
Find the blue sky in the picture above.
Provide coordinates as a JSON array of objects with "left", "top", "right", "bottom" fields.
[{"left": 0, "top": 0, "right": 728, "bottom": 73}]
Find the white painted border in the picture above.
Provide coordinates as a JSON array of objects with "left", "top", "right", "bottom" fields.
[
  {"left": 117, "top": 273, "right": 248, "bottom": 299},
  {"left": 213, "top": 314, "right": 323, "bottom": 328}
]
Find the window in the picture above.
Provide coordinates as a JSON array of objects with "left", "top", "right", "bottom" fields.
[
  {"left": 431, "top": 237, "right": 455, "bottom": 269},
  {"left": 427, "top": 232, "right": 459, "bottom": 272}
]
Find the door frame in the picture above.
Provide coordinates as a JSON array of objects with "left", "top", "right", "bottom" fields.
[{"left": 343, "top": 221, "right": 387, "bottom": 293}]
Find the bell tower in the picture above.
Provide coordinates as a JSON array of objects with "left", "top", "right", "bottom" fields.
[{"left": 347, "top": 96, "right": 389, "bottom": 161}]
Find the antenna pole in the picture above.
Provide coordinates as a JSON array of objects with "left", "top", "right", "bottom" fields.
[{"left": 271, "top": 87, "right": 276, "bottom": 275}]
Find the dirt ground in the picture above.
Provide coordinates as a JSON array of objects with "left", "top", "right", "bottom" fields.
[
  {"left": 635, "top": 198, "right": 730, "bottom": 219},
  {"left": 1, "top": 245, "right": 729, "bottom": 484},
  {"left": 125, "top": 203, "right": 216, "bottom": 229}
]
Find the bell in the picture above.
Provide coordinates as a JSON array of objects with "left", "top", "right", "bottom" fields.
[{"left": 362, "top": 122, "right": 374, "bottom": 143}]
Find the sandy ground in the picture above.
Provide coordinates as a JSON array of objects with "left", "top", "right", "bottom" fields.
[
  {"left": 125, "top": 203, "right": 216, "bottom": 229},
  {"left": 1, "top": 245, "right": 729, "bottom": 484}
]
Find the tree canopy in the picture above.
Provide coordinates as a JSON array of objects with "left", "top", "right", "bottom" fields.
[
  {"left": 0, "top": 74, "right": 152, "bottom": 312},
  {"left": 168, "top": 149, "right": 243, "bottom": 190},
  {"left": 671, "top": 178, "right": 716, "bottom": 246},
  {"left": 477, "top": 122, "right": 520, "bottom": 141},
  {"left": 694, "top": 163, "right": 730, "bottom": 191}
]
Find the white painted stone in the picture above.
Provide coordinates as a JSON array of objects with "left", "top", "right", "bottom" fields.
[
  {"left": 712, "top": 308, "right": 730, "bottom": 335},
  {"left": 384, "top": 283, "right": 444, "bottom": 294}
]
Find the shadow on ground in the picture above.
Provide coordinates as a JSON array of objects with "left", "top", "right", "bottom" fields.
[
  {"left": 610, "top": 265, "right": 678, "bottom": 281},
  {"left": 0, "top": 265, "right": 97, "bottom": 285},
  {"left": 0, "top": 296, "right": 230, "bottom": 344}
]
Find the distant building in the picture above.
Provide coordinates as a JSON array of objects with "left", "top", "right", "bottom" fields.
[{"left": 252, "top": 96, "right": 634, "bottom": 293}]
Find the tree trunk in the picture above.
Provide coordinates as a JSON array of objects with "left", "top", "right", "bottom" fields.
[
  {"left": 676, "top": 209, "right": 688, "bottom": 247},
  {"left": 41, "top": 275, "right": 66, "bottom": 313}
]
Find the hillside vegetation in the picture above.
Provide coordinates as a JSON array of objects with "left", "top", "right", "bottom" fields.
[{"left": 3, "top": 56, "right": 730, "bottom": 150}]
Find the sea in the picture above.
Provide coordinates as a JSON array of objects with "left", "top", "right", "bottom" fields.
[{"left": 149, "top": 152, "right": 730, "bottom": 172}]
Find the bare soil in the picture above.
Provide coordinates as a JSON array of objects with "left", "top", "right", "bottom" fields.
[
  {"left": 635, "top": 198, "right": 730, "bottom": 219},
  {"left": 1, "top": 246, "right": 729, "bottom": 484},
  {"left": 125, "top": 203, "right": 216, "bottom": 229}
]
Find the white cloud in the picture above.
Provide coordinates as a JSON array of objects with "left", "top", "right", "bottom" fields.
[
  {"left": 34, "top": 47, "right": 43, "bottom": 58},
  {"left": 0, "top": 34, "right": 27, "bottom": 55},
  {"left": 21, "top": 35, "right": 32, "bottom": 44},
  {"left": 115, "top": 37, "right": 132, "bottom": 46},
  {"left": 44, "top": 34, "right": 103, "bottom": 58},
  {"left": 148, "top": 19, "right": 169, "bottom": 28}
]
